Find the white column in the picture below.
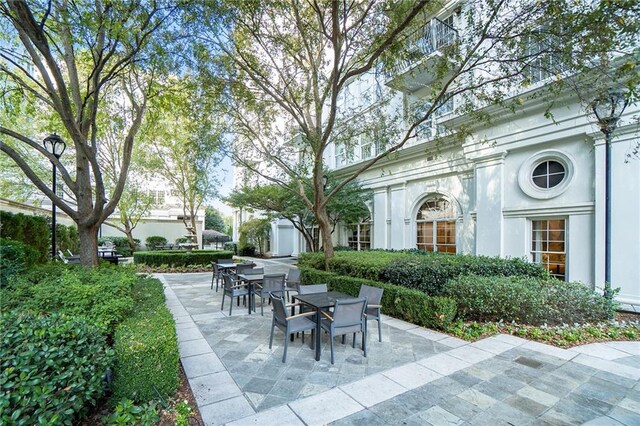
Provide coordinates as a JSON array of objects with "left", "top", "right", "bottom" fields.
[
  {"left": 372, "top": 188, "right": 388, "bottom": 249},
  {"left": 389, "top": 184, "right": 406, "bottom": 249},
  {"left": 473, "top": 152, "right": 506, "bottom": 256}
]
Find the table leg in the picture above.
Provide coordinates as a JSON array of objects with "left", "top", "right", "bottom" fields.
[
  {"left": 290, "top": 296, "right": 296, "bottom": 342},
  {"left": 315, "top": 307, "right": 321, "bottom": 361},
  {"left": 248, "top": 283, "right": 253, "bottom": 315}
]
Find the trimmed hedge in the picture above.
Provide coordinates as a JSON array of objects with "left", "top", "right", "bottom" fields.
[
  {"left": 0, "top": 238, "right": 39, "bottom": 287},
  {"left": 145, "top": 236, "right": 167, "bottom": 250},
  {"left": 445, "top": 275, "right": 616, "bottom": 326},
  {"left": 3, "top": 263, "right": 136, "bottom": 335},
  {"left": 111, "top": 277, "right": 179, "bottom": 402},
  {"left": 300, "top": 267, "right": 456, "bottom": 330},
  {"left": 299, "top": 251, "right": 548, "bottom": 296},
  {"left": 133, "top": 250, "right": 234, "bottom": 267},
  {"left": 0, "top": 210, "right": 49, "bottom": 263},
  {"left": 0, "top": 311, "right": 113, "bottom": 425}
]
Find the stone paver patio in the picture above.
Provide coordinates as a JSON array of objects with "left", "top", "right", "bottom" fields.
[{"left": 159, "top": 258, "right": 640, "bottom": 425}]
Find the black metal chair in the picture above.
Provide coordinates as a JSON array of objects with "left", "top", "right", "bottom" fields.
[
  {"left": 221, "top": 273, "right": 249, "bottom": 315},
  {"left": 210, "top": 262, "right": 222, "bottom": 291},
  {"left": 320, "top": 297, "right": 368, "bottom": 364},
  {"left": 256, "top": 273, "right": 285, "bottom": 315},
  {"left": 269, "top": 294, "right": 316, "bottom": 363},
  {"left": 284, "top": 268, "right": 301, "bottom": 301},
  {"left": 358, "top": 284, "right": 384, "bottom": 342}
]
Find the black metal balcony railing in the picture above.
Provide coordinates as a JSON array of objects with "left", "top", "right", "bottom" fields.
[{"left": 387, "top": 17, "right": 458, "bottom": 77}]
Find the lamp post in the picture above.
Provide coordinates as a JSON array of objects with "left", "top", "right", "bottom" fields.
[
  {"left": 591, "top": 90, "right": 628, "bottom": 300},
  {"left": 43, "top": 133, "right": 66, "bottom": 261},
  {"left": 322, "top": 174, "right": 328, "bottom": 191}
]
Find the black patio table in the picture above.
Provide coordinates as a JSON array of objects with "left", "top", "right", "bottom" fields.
[{"left": 293, "top": 291, "right": 353, "bottom": 361}]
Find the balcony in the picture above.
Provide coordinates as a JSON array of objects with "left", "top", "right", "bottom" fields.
[{"left": 386, "top": 17, "right": 458, "bottom": 93}]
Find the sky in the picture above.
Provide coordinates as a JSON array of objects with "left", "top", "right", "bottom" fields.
[{"left": 209, "top": 154, "right": 233, "bottom": 216}]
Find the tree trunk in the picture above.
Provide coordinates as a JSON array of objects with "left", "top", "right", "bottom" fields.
[
  {"left": 78, "top": 224, "right": 99, "bottom": 266},
  {"left": 316, "top": 205, "right": 334, "bottom": 270},
  {"left": 123, "top": 222, "right": 138, "bottom": 252}
]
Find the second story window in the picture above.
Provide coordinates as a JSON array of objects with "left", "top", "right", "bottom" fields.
[
  {"left": 523, "top": 31, "right": 561, "bottom": 84},
  {"left": 149, "top": 190, "right": 165, "bottom": 205}
]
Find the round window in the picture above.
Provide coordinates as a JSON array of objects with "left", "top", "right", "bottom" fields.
[
  {"left": 532, "top": 160, "right": 566, "bottom": 189},
  {"left": 517, "top": 150, "right": 575, "bottom": 200}
]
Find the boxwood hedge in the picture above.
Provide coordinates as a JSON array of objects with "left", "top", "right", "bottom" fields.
[
  {"left": 299, "top": 251, "right": 548, "bottom": 296},
  {"left": 111, "top": 277, "right": 179, "bottom": 402},
  {"left": 133, "top": 250, "right": 234, "bottom": 267},
  {"left": 444, "top": 275, "right": 616, "bottom": 325},
  {"left": 300, "top": 267, "right": 456, "bottom": 330},
  {"left": 0, "top": 311, "right": 113, "bottom": 425}
]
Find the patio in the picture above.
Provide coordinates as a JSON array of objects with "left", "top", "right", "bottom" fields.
[{"left": 159, "top": 258, "right": 640, "bottom": 425}]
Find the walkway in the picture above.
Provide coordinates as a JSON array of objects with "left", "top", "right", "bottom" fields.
[{"left": 159, "top": 258, "right": 640, "bottom": 425}]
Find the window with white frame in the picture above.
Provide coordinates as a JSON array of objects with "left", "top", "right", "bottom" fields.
[
  {"left": 531, "top": 218, "right": 566, "bottom": 280},
  {"left": 148, "top": 190, "right": 165, "bottom": 205},
  {"left": 416, "top": 196, "right": 457, "bottom": 253},
  {"left": 347, "top": 221, "right": 371, "bottom": 251},
  {"left": 523, "top": 31, "right": 561, "bottom": 84}
]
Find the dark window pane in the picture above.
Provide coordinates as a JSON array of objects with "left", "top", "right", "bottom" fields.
[{"left": 532, "top": 176, "right": 548, "bottom": 188}]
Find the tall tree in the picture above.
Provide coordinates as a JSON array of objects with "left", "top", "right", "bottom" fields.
[
  {"left": 139, "top": 77, "right": 225, "bottom": 245},
  {"left": 188, "top": 0, "right": 639, "bottom": 268},
  {"left": 0, "top": 1, "right": 176, "bottom": 265},
  {"left": 205, "top": 206, "right": 226, "bottom": 232},
  {"left": 225, "top": 176, "right": 371, "bottom": 251}
]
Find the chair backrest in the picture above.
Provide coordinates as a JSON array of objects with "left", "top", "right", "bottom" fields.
[
  {"left": 244, "top": 267, "right": 264, "bottom": 275},
  {"left": 270, "top": 294, "right": 287, "bottom": 324},
  {"left": 286, "top": 269, "right": 301, "bottom": 283},
  {"left": 222, "top": 274, "right": 235, "bottom": 291},
  {"left": 216, "top": 258, "right": 233, "bottom": 264},
  {"left": 262, "top": 274, "right": 285, "bottom": 294},
  {"left": 236, "top": 264, "right": 255, "bottom": 275},
  {"left": 333, "top": 297, "right": 367, "bottom": 328},
  {"left": 358, "top": 285, "right": 383, "bottom": 305},
  {"left": 298, "top": 283, "right": 328, "bottom": 295},
  {"left": 58, "top": 250, "right": 68, "bottom": 264}
]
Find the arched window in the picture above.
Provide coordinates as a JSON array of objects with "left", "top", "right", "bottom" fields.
[{"left": 416, "top": 197, "right": 457, "bottom": 253}]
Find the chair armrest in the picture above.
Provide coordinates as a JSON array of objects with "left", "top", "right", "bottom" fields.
[
  {"left": 230, "top": 283, "right": 248, "bottom": 289},
  {"left": 285, "top": 302, "right": 304, "bottom": 308},
  {"left": 321, "top": 311, "right": 333, "bottom": 321},
  {"left": 368, "top": 304, "right": 382, "bottom": 308},
  {"left": 286, "top": 311, "right": 316, "bottom": 320}
]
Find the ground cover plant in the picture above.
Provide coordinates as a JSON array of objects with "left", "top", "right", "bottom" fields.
[{"left": 0, "top": 263, "right": 180, "bottom": 424}]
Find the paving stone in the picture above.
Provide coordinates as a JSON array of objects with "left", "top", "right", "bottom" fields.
[
  {"left": 189, "top": 371, "right": 242, "bottom": 406},
  {"left": 198, "top": 395, "right": 255, "bottom": 426},
  {"left": 547, "top": 398, "right": 605, "bottom": 424},
  {"left": 256, "top": 394, "right": 288, "bottom": 411},
  {"left": 181, "top": 352, "right": 225, "bottom": 379},
  {"left": 382, "top": 362, "right": 442, "bottom": 389},
  {"left": 340, "top": 374, "right": 406, "bottom": 407},
  {"left": 467, "top": 401, "right": 534, "bottom": 426},
  {"left": 225, "top": 403, "right": 304, "bottom": 425},
  {"left": 438, "top": 395, "right": 483, "bottom": 420},
  {"left": 457, "top": 389, "right": 498, "bottom": 410},
  {"left": 594, "top": 369, "right": 639, "bottom": 389},
  {"left": 368, "top": 398, "right": 422, "bottom": 423},
  {"left": 179, "top": 338, "right": 213, "bottom": 358},
  {"left": 573, "top": 354, "right": 640, "bottom": 380},
  {"left": 289, "top": 388, "right": 364, "bottom": 426},
  {"left": 582, "top": 415, "right": 626, "bottom": 425},
  {"left": 618, "top": 397, "right": 640, "bottom": 414},
  {"left": 569, "top": 343, "right": 632, "bottom": 360},
  {"left": 449, "top": 370, "right": 484, "bottom": 387},
  {"left": 516, "top": 385, "right": 560, "bottom": 406},
  {"left": 418, "top": 405, "right": 462, "bottom": 425},
  {"left": 329, "top": 409, "right": 389, "bottom": 426},
  {"left": 504, "top": 394, "right": 547, "bottom": 416},
  {"left": 607, "top": 406, "right": 640, "bottom": 425},
  {"left": 417, "top": 353, "right": 473, "bottom": 375},
  {"left": 470, "top": 336, "right": 519, "bottom": 355},
  {"left": 242, "top": 377, "right": 276, "bottom": 395},
  {"left": 575, "top": 378, "right": 628, "bottom": 405}
]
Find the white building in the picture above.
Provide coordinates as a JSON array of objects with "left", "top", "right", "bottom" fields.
[{"left": 229, "top": 3, "right": 639, "bottom": 308}]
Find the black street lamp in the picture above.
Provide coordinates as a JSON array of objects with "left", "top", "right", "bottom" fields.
[
  {"left": 43, "top": 133, "right": 66, "bottom": 261},
  {"left": 591, "top": 90, "right": 628, "bottom": 300},
  {"left": 322, "top": 174, "right": 329, "bottom": 190}
]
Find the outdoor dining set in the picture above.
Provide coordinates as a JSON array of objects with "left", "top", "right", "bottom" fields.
[{"left": 210, "top": 259, "right": 383, "bottom": 364}]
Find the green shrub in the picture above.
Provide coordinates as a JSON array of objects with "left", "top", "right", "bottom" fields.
[
  {"left": 0, "top": 238, "right": 38, "bottom": 287},
  {"left": 300, "top": 267, "right": 456, "bottom": 330},
  {"left": 0, "top": 210, "right": 50, "bottom": 263},
  {"left": 223, "top": 241, "right": 237, "bottom": 254},
  {"left": 111, "top": 277, "right": 179, "bottom": 402},
  {"left": 298, "top": 251, "right": 405, "bottom": 280},
  {"left": 3, "top": 264, "right": 136, "bottom": 335},
  {"left": 133, "top": 250, "right": 234, "bottom": 267},
  {"left": 99, "top": 236, "right": 139, "bottom": 257},
  {"left": 145, "top": 235, "right": 167, "bottom": 250},
  {"left": 444, "top": 275, "right": 615, "bottom": 325},
  {"left": 0, "top": 311, "right": 113, "bottom": 425},
  {"left": 239, "top": 244, "right": 256, "bottom": 256},
  {"left": 382, "top": 253, "right": 548, "bottom": 296},
  {"left": 57, "top": 223, "right": 80, "bottom": 255}
]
